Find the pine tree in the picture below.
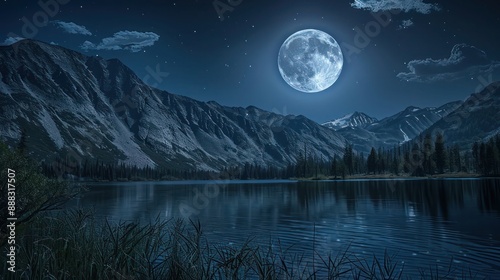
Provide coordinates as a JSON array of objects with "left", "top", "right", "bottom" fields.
[
  {"left": 403, "top": 151, "right": 410, "bottom": 173},
  {"left": 331, "top": 155, "right": 338, "bottom": 179},
  {"left": 452, "top": 145, "right": 461, "bottom": 172},
  {"left": 410, "top": 143, "right": 424, "bottom": 176},
  {"left": 343, "top": 142, "right": 353, "bottom": 175},
  {"left": 486, "top": 141, "right": 495, "bottom": 175},
  {"left": 367, "top": 147, "right": 377, "bottom": 174},
  {"left": 480, "top": 142, "right": 487, "bottom": 174},
  {"left": 392, "top": 152, "right": 399, "bottom": 175},
  {"left": 434, "top": 132, "right": 446, "bottom": 174},
  {"left": 423, "top": 133, "right": 433, "bottom": 174},
  {"left": 339, "top": 160, "right": 346, "bottom": 179},
  {"left": 472, "top": 142, "right": 480, "bottom": 173},
  {"left": 376, "top": 147, "right": 385, "bottom": 174}
]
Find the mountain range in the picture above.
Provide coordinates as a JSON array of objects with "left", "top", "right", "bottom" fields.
[
  {"left": 323, "top": 101, "right": 464, "bottom": 154},
  {"left": 0, "top": 39, "right": 346, "bottom": 170},
  {"left": 322, "top": 81, "right": 500, "bottom": 155},
  {"left": 420, "top": 81, "right": 500, "bottom": 149},
  {"left": 1, "top": 39, "right": 499, "bottom": 170}
]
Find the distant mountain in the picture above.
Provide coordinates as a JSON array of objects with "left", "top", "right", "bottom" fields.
[
  {"left": 322, "top": 112, "right": 377, "bottom": 130},
  {"left": 420, "top": 81, "right": 500, "bottom": 149},
  {"left": 0, "top": 39, "right": 346, "bottom": 170},
  {"left": 324, "top": 101, "right": 463, "bottom": 154},
  {"left": 367, "top": 101, "right": 463, "bottom": 144}
]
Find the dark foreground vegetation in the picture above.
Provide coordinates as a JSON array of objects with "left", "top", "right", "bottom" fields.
[
  {"left": 0, "top": 142, "right": 74, "bottom": 246},
  {"left": 3, "top": 210, "right": 488, "bottom": 280}
]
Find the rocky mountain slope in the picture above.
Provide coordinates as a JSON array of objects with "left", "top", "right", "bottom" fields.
[
  {"left": 420, "top": 81, "right": 500, "bottom": 149},
  {"left": 0, "top": 39, "right": 346, "bottom": 170},
  {"left": 324, "top": 102, "right": 463, "bottom": 154}
]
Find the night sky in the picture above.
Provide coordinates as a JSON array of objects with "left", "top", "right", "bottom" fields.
[{"left": 1, "top": 0, "right": 500, "bottom": 123}]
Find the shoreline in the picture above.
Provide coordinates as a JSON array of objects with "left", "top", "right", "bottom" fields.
[
  {"left": 67, "top": 172, "right": 500, "bottom": 184},
  {"left": 293, "top": 172, "right": 492, "bottom": 181}
]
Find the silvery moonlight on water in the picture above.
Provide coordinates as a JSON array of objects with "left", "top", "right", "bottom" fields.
[{"left": 278, "top": 29, "right": 343, "bottom": 93}]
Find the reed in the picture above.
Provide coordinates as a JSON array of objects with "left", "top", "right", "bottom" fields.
[{"left": 4, "top": 210, "right": 487, "bottom": 280}]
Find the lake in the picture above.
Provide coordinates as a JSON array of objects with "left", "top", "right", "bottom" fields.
[{"left": 67, "top": 178, "right": 500, "bottom": 279}]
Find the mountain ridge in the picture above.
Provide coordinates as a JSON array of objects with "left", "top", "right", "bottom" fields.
[
  {"left": 323, "top": 101, "right": 466, "bottom": 154},
  {"left": 0, "top": 39, "right": 346, "bottom": 170},
  {"left": 417, "top": 81, "right": 500, "bottom": 149},
  {"left": 2, "top": 39, "right": 499, "bottom": 169}
]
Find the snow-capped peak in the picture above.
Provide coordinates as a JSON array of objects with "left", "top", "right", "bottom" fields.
[{"left": 322, "top": 111, "right": 378, "bottom": 131}]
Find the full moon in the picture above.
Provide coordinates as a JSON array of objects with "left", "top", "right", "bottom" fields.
[{"left": 278, "top": 29, "right": 343, "bottom": 93}]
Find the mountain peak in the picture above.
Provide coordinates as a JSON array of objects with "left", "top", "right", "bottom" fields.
[
  {"left": 1, "top": 38, "right": 32, "bottom": 47},
  {"left": 2, "top": 38, "right": 66, "bottom": 52},
  {"left": 322, "top": 111, "right": 377, "bottom": 131},
  {"left": 403, "top": 106, "right": 421, "bottom": 113}
]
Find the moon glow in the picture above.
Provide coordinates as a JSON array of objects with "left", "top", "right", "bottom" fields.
[{"left": 278, "top": 29, "right": 343, "bottom": 93}]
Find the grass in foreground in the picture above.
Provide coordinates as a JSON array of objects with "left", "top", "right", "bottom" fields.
[{"left": 3, "top": 210, "right": 489, "bottom": 279}]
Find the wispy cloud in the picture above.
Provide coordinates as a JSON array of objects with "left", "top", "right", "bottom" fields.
[
  {"left": 51, "top": 21, "right": 92, "bottom": 35},
  {"left": 397, "top": 44, "right": 500, "bottom": 82},
  {"left": 0, "top": 37, "right": 25, "bottom": 46},
  {"left": 398, "top": 19, "right": 414, "bottom": 30},
  {"left": 80, "top": 31, "right": 160, "bottom": 52},
  {"left": 351, "top": 0, "right": 440, "bottom": 14}
]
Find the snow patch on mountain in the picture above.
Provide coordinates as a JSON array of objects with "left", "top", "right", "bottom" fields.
[
  {"left": 110, "top": 116, "right": 156, "bottom": 168},
  {"left": 322, "top": 112, "right": 377, "bottom": 130},
  {"left": 400, "top": 126, "right": 410, "bottom": 142},
  {"left": 38, "top": 109, "right": 64, "bottom": 149},
  {"left": 322, "top": 113, "right": 352, "bottom": 129}
]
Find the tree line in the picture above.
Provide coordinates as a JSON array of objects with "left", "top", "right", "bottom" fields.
[
  {"left": 40, "top": 133, "right": 500, "bottom": 181},
  {"left": 286, "top": 132, "right": 499, "bottom": 178},
  {"left": 10, "top": 132, "right": 500, "bottom": 181},
  {"left": 472, "top": 134, "right": 500, "bottom": 176}
]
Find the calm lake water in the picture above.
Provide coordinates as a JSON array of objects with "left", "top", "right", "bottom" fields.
[{"left": 67, "top": 178, "right": 500, "bottom": 278}]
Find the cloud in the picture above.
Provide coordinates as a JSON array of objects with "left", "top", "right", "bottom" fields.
[
  {"left": 51, "top": 21, "right": 92, "bottom": 35},
  {"left": 80, "top": 31, "right": 160, "bottom": 52},
  {"left": 0, "top": 37, "right": 25, "bottom": 46},
  {"left": 351, "top": 0, "right": 440, "bottom": 14},
  {"left": 397, "top": 44, "right": 500, "bottom": 82},
  {"left": 398, "top": 19, "right": 414, "bottom": 30}
]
